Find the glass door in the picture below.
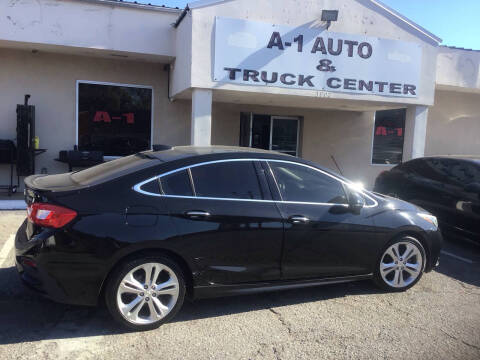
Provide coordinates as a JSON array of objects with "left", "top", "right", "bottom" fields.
[
  {"left": 270, "top": 116, "right": 299, "bottom": 156},
  {"left": 240, "top": 113, "right": 300, "bottom": 156}
]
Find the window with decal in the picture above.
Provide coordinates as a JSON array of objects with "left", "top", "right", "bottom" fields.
[
  {"left": 372, "top": 109, "right": 406, "bottom": 165},
  {"left": 77, "top": 82, "right": 152, "bottom": 156}
]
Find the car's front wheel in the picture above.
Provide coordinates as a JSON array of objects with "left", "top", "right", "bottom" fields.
[
  {"left": 373, "top": 236, "right": 426, "bottom": 291},
  {"left": 105, "top": 255, "right": 186, "bottom": 330}
]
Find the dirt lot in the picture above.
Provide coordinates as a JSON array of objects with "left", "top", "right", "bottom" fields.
[{"left": 0, "top": 210, "right": 479, "bottom": 360}]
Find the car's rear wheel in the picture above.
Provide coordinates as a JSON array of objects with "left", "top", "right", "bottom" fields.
[
  {"left": 105, "top": 255, "right": 185, "bottom": 330},
  {"left": 373, "top": 236, "right": 426, "bottom": 291}
]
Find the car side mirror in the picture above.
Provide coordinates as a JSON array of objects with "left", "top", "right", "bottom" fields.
[{"left": 348, "top": 191, "right": 365, "bottom": 214}]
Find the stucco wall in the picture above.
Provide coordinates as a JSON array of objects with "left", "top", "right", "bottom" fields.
[
  {"left": 425, "top": 89, "right": 480, "bottom": 156},
  {"left": 212, "top": 102, "right": 385, "bottom": 188},
  {"left": 0, "top": 0, "right": 178, "bottom": 59},
  {"left": 0, "top": 48, "right": 190, "bottom": 189},
  {"left": 436, "top": 47, "right": 480, "bottom": 91}
]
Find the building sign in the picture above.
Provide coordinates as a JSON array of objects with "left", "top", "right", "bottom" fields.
[{"left": 213, "top": 17, "right": 422, "bottom": 97}]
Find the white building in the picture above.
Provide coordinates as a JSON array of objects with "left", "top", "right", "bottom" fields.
[{"left": 0, "top": 0, "right": 479, "bottom": 199}]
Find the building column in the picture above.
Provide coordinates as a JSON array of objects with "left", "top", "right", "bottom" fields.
[
  {"left": 403, "top": 105, "right": 429, "bottom": 161},
  {"left": 191, "top": 88, "right": 212, "bottom": 146}
]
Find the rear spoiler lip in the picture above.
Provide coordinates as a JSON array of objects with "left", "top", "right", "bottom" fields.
[
  {"left": 24, "top": 174, "right": 48, "bottom": 192},
  {"left": 24, "top": 174, "right": 87, "bottom": 194}
]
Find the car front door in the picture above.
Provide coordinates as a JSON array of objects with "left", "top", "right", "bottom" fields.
[
  {"left": 397, "top": 158, "right": 452, "bottom": 220},
  {"left": 159, "top": 159, "right": 284, "bottom": 286},
  {"left": 265, "top": 160, "right": 377, "bottom": 280},
  {"left": 440, "top": 159, "right": 480, "bottom": 239}
]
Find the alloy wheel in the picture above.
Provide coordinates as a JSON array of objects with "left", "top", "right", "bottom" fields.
[
  {"left": 379, "top": 241, "right": 423, "bottom": 288},
  {"left": 116, "top": 262, "right": 180, "bottom": 325}
]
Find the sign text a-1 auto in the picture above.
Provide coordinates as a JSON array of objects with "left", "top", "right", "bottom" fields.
[{"left": 221, "top": 31, "right": 417, "bottom": 96}]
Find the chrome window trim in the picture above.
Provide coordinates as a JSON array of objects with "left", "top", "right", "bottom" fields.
[{"left": 133, "top": 158, "right": 378, "bottom": 208}]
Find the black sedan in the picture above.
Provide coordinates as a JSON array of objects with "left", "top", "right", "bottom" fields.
[
  {"left": 16, "top": 146, "right": 441, "bottom": 330},
  {"left": 374, "top": 156, "right": 480, "bottom": 243}
]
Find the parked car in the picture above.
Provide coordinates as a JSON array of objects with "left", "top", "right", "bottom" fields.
[
  {"left": 16, "top": 146, "right": 441, "bottom": 330},
  {"left": 374, "top": 156, "right": 480, "bottom": 243}
]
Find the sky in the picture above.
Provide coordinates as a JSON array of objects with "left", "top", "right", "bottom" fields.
[{"left": 147, "top": 0, "right": 480, "bottom": 49}]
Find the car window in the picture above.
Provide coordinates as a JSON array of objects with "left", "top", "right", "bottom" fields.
[
  {"left": 160, "top": 170, "right": 193, "bottom": 196},
  {"left": 400, "top": 159, "right": 428, "bottom": 176},
  {"left": 190, "top": 161, "right": 263, "bottom": 200},
  {"left": 71, "top": 153, "right": 156, "bottom": 185},
  {"left": 401, "top": 158, "right": 448, "bottom": 183},
  {"left": 423, "top": 158, "right": 456, "bottom": 183},
  {"left": 396, "top": 159, "right": 420, "bottom": 173},
  {"left": 441, "top": 160, "right": 480, "bottom": 186},
  {"left": 269, "top": 162, "right": 348, "bottom": 204},
  {"left": 139, "top": 179, "right": 161, "bottom": 194}
]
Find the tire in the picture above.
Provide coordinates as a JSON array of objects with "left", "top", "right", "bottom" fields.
[
  {"left": 373, "top": 236, "right": 426, "bottom": 292},
  {"left": 105, "top": 255, "right": 186, "bottom": 331}
]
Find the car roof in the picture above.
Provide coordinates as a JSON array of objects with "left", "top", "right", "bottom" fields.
[
  {"left": 143, "top": 145, "right": 351, "bottom": 182},
  {"left": 409, "top": 155, "right": 480, "bottom": 164},
  {"left": 147, "top": 145, "right": 296, "bottom": 162}
]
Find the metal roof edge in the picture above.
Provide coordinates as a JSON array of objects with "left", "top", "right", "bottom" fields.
[
  {"left": 76, "top": 0, "right": 182, "bottom": 13},
  {"left": 439, "top": 45, "right": 480, "bottom": 53},
  {"left": 187, "top": 0, "right": 235, "bottom": 9}
]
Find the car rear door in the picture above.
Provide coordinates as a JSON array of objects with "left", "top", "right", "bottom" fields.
[
  {"left": 264, "top": 160, "right": 377, "bottom": 280},
  {"left": 159, "top": 159, "right": 284, "bottom": 286}
]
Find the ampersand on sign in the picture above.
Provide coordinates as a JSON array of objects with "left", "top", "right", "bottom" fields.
[{"left": 316, "top": 59, "right": 336, "bottom": 72}]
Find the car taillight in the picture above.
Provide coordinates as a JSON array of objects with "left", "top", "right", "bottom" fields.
[{"left": 27, "top": 203, "right": 77, "bottom": 228}]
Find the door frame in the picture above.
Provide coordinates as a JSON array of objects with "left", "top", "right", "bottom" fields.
[
  {"left": 270, "top": 116, "right": 301, "bottom": 156},
  {"left": 246, "top": 114, "right": 301, "bottom": 156}
]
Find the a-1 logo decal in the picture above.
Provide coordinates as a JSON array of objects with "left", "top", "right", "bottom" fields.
[{"left": 93, "top": 111, "right": 135, "bottom": 124}]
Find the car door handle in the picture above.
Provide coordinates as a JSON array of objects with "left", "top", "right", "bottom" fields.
[
  {"left": 185, "top": 211, "right": 211, "bottom": 219},
  {"left": 288, "top": 216, "right": 310, "bottom": 224}
]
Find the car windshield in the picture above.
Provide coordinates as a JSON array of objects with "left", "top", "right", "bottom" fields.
[{"left": 71, "top": 153, "right": 158, "bottom": 186}]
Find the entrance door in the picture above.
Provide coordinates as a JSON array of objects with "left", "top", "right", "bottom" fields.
[
  {"left": 240, "top": 113, "right": 300, "bottom": 156},
  {"left": 270, "top": 116, "right": 299, "bottom": 156}
]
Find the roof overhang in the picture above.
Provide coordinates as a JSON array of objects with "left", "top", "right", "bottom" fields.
[{"left": 77, "top": 0, "right": 182, "bottom": 12}]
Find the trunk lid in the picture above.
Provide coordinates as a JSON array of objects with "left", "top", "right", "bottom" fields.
[
  {"left": 24, "top": 173, "right": 83, "bottom": 193},
  {"left": 24, "top": 152, "right": 160, "bottom": 194}
]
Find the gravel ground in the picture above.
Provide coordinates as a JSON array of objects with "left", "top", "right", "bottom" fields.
[{"left": 0, "top": 210, "right": 479, "bottom": 360}]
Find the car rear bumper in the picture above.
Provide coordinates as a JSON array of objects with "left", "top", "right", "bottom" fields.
[{"left": 14, "top": 220, "right": 103, "bottom": 306}]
